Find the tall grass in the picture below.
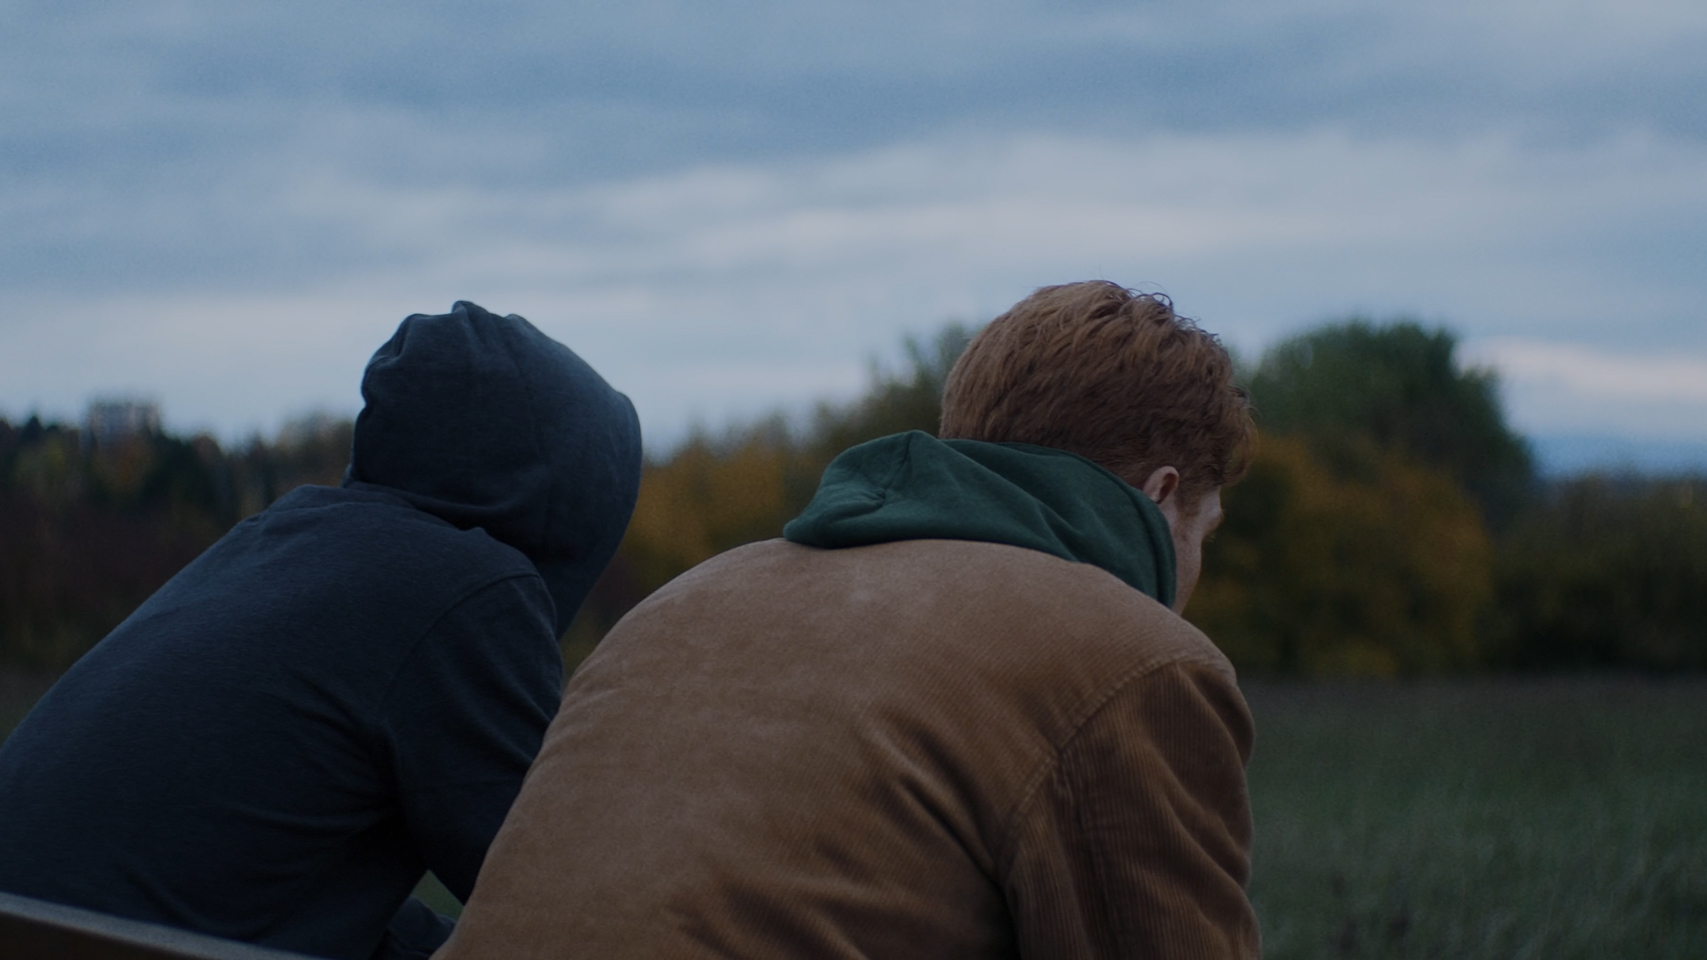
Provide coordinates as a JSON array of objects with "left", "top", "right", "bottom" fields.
[{"left": 1244, "top": 678, "right": 1707, "bottom": 958}]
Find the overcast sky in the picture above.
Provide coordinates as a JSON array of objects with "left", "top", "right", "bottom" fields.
[{"left": 3, "top": 0, "right": 1704, "bottom": 463}]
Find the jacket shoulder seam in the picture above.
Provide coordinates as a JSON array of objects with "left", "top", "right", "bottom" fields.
[{"left": 990, "top": 650, "right": 1231, "bottom": 873}]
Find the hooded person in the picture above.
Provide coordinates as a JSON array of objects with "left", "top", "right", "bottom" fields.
[{"left": 0, "top": 303, "right": 642, "bottom": 960}]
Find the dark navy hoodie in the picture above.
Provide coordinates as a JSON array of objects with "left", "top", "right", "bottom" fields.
[{"left": 0, "top": 303, "right": 642, "bottom": 959}]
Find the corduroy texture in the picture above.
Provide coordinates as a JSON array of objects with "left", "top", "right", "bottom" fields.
[
  {"left": 784, "top": 431, "right": 1178, "bottom": 608},
  {"left": 437, "top": 539, "right": 1259, "bottom": 960}
]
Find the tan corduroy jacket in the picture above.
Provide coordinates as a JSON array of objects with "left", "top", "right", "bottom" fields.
[{"left": 437, "top": 538, "right": 1260, "bottom": 959}]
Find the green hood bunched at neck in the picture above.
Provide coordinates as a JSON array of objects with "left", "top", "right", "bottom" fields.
[{"left": 784, "top": 431, "right": 1178, "bottom": 608}]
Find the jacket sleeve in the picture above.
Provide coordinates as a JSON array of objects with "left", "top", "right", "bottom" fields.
[
  {"left": 1001, "top": 659, "right": 1260, "bottom": 959},
  {"left": 378, "top": 574, "right": 565, "bottom": 902}
]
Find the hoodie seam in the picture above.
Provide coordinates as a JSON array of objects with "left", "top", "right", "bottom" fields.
[
  {"left": 367, "top": 569, "right": 548, "bottom": 749},
  {"left": 508, "top": 320, "right": 555, "bottom": 563},
  {"left": 873, "top": 433, "right": 916, "bottom": 509}
]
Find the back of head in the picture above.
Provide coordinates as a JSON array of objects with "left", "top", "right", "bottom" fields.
[
  {"left": 940, "top": 281, "right": 1253, "bottom": 501},
  {"left": 347, "top": 301, "right": 643, "bottom": 635}
]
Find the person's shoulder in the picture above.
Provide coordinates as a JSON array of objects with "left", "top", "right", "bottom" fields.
[
  {"left": 255, "top": 485, "right": 539, "bottom": 585},
  {"left": 678, "top": 537, "right": 1230, "bottom": 678},
  {"left": 918, "top": 537, "right": 1232, "bottom": 672}
]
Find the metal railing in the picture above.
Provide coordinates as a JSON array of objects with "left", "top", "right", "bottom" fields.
[{"left": 0, "top": 891, "right": 316, "bottom": 960}]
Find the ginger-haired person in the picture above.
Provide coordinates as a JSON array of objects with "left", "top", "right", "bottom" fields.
[{"left": 438, "top": 280, "right": 1261, "bottom": 959}]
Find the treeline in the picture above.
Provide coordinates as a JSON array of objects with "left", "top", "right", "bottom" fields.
[
  {"left": 1192, "top": 323, "right": 1705, "bottom": 674},
  {"left": 0, "top": 415, "right": 351, "bottom": 670},
  {"left": 583, "top": 319, "right": 1706, "bottom": 676},
  {"left": 4, "top": 319, "right": 1703, "bottom": 676},
  {"left": 563, "top": 326, "right": 977, "bottom": 663}
]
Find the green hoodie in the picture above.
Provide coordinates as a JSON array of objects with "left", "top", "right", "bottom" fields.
[{"left": 783, "top": 431, "right": 1177, "bottom": 608}]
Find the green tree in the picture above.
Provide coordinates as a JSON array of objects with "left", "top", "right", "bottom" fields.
[
  {"left": 808, "top": 323, "right": 975, "bottom": 461},
  {"left": 566, "top": 324, "right": 978, "bottom": 668},
  {"left": 1248, "top": 320, "right": 1533, "bottom": 526},
  {"left": 1492, "top": 475, "right": 1707, "bottom": 671},
  {"left": 0, "top": 412, "right": 357, "bottom": 671}
]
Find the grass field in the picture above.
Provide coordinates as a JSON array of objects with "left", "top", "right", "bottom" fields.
[
  {"left": 1243, "top": 678, "right": 1707, "bottom": 959},
  {"left": 7, "top": 673, "right": 1705, "bottom": 954}
]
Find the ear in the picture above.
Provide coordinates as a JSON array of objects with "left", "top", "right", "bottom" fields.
[{"left": 1139, "top": 466, "right": 1181, "bottom": 507}]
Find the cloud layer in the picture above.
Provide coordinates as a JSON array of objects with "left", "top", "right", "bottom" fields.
[{"left": 2, "top": 0, "right": 1704, "bottom": 454}]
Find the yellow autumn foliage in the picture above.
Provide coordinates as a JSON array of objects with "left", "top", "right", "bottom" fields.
[
  {"left": 619, "top": 433, "right": 808, "bottom": 596},
  {"left": 1187, "top": 436, "right": 1493, "bottom": 676}
]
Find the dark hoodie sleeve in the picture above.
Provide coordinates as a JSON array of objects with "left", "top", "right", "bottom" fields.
[
  {"left": 378, "top": 573, "right": 565, "bottom": 900},
  {"left": 375, "top": 897, "right": 458, "bottom": 960}
]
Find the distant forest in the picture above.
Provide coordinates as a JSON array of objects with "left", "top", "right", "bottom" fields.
[{"left": 3, "top": 320, "right": 1703, "bottom": 676}]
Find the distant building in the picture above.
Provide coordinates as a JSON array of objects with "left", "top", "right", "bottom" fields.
[{"left": 86, "top": 399, "right": 162, "bottom": 447}]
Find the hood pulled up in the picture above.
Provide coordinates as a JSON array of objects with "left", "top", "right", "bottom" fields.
[{"left": 346, "top": 301, "right": 642, "bottom": 636}]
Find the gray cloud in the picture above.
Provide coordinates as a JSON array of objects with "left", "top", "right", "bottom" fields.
[
  {"left": 2, "top": 0, "right": 1705, "bottom": 448},
  {"left": 6, "top": 126, "right": 1704, "bottom": 444}
]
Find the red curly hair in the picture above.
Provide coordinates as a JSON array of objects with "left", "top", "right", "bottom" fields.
[{"left": 940, "top": 280, "right": 1253, "bottom": 503}]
